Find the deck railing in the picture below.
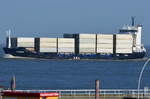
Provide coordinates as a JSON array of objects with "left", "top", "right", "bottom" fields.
[{"left": 2, "top": 89, "right": 150, "bottom": 97}]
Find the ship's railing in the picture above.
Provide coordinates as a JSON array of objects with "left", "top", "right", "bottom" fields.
[{"left": 2, "top": 89, "right": 150, "bottom": 97}]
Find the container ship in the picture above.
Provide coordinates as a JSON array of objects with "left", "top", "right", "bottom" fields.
[{"left": 3, "top": 18, "right": 146, "bottom": 59}]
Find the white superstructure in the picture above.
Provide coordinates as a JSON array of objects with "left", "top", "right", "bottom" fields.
[
  {"left": 135, "top": 25, "right": 142, "bottom": 51},
  {"left": 119, "top": 17, "right": 146, "bottom": 53}
]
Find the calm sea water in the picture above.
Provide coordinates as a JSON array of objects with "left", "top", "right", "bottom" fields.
[{"left": 0, "top": 46, "right": 150, "bottom": 90}]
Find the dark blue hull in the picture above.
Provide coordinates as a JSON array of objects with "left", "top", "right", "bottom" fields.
[{"left": 3, "top": 47, "right": 146, "bottom": 59}]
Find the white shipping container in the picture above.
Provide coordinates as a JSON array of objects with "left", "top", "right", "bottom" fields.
[
  {"left": 97, "top": 39, "right": 113, "bottom": 44},
  {"left": 79, "top": 48, "right": 96, "bottom": 53},
  {"left": 17, "top": 38, "right": 34, "bottom": 42},
  {"left": 116, "top": 38, "right": 133, "bottom": 40},
  {"left": 40, "top": 38, "right": 57, "bottom": 43},
  {"left": 97, "top": 44, "right": 113, "bottom": 48},
  {"left": 116, "top": 49, "right": 133, "bottom": 53},
  {"left": 116, "top": 40, "right": 133, "bottom": 44},
  {"left": 40, "top": 48, "right": 57, "bottom": 52},
  {"left": 97, "top": 48, "right": 113, "bottom": 53},
  {"left": 116, "top": 44, "right": 132, "bottom": 49},
  {"left": 79, "top": 38, "right": 96, "bottom": 43},
  {"left": 79, "top": 43, "right": 96, "bottom": 48},
  {"left": 97, "top": 34, "right": 113, "bottom": 39},
  {"left": 17, "top": 42, "right": 34, "bottom": 47},
  {"left": 58, "top": 42, "right": 74, "bottom": 45},
  {"left": 58, "top": 43, "right": 74, "bottom": 48},
  {"left": 79, "top": 34, "right": 96, "bottom": 38},
  {"left": 58, "top": 48, "right": 74, "bottom": 53},
  {"left": 116, "top": 34, "right": 133, "bottom": 39},
  {"left": 58, "top": 38, "right": 74, "bottom": 43},
  {"left": 40, "top": 43, "right": 57, "bottom": 48}
]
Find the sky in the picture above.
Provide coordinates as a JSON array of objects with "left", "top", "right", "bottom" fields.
[{"left": 0, "top": 0, "right": 149, "bottom": 46}]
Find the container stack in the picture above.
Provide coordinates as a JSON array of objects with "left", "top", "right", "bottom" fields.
[
  {"left": 96, "top": 34, "right": 113, "bottom": 54},
  {"left": 17, "top": 37, "right": 35, "bottom": 51},
  {"left": 10, "top": 33, "right": 134, "bottom": 56},
  {"left": 58, "top": 38, "right": 75, "bottom": 53},
  {"left": 39, "top": 38, "right": 57, "bottom": 53},
  {"left": 78, "top": 34, "right": 96, "bottom": 54},
  {"left": 116, "top": 34, "right": 133, "bottom": 53}
]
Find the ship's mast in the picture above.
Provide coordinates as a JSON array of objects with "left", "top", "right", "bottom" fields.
[
  {"left": 131, "top": 16, "right": 135, "bottom": 26},
  {"left": 7, "top": 29, "right": 11, "bottom": 48}
]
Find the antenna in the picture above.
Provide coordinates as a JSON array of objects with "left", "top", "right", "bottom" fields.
[{"left": 131, "top": 16, "right": 135, "bottom": 26}]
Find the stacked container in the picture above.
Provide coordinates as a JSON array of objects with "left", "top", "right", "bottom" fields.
[
  {"left": 58, "top": 38, "right": 75, "bottom": 53},
  {"left": 77, "top": 34, "right": 96, "bottom": 54},
  {"left": 17, "top": 37, "right": 35, "bottom": 51},
  {"left": 116, "top": 34, "right": 133, "bottom": 53},
  {"left": 39, "top": 38, "right": 57, "bottom": 53},
  {"left": 97, "top": 34, "right": 113, "bottom": 54}
]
